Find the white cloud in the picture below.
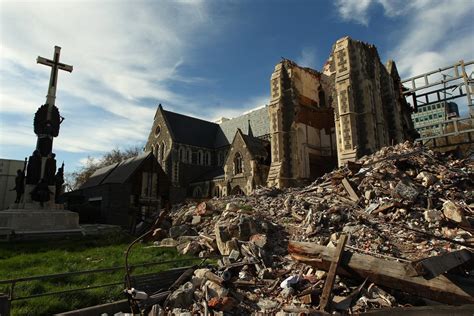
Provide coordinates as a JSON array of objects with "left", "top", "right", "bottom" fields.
[
  {"left": 389, "top": 1, "right": 474, "bottom": 78},
  {"left": 0, "top": 0, "right": 215, "bottom": 159},
  {"left": 335, "top": 0, "right": 415, "bottom": 25},
  {"left": 334, "top": 0, "right": 474, "bottom": 116},
  {"left": 335, "top": 0, "right": 373, "bottom": 26},
  {"left": 296, "top": 47, "right": 318, "bottom": 69}
]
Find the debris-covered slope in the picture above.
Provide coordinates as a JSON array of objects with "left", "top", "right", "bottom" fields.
[{"left": 151, "top": 142, "right": 473, "bottom": 314}]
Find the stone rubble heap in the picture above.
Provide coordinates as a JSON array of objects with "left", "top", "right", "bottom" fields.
[{"left": 151, "top": 142, "right": 473, "bottom": 315}]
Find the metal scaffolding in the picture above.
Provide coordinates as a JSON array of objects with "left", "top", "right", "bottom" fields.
[{"left": 401, "top": 60, "right": 474, "bottom": 117}]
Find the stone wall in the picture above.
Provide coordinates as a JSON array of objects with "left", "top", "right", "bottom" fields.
[
  {"left": 325, "top": 37, "right": 416, "bottom": 166},
  {"left": 267, "top": 60, "right": 337, "bottom": 188}
]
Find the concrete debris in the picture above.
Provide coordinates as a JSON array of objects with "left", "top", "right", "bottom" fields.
[
  {"left": 167, "top": 282, "right": 195, "bottom": 309},
  {"left": 143, "top": 142, "right": 473, "bottom": 314}
]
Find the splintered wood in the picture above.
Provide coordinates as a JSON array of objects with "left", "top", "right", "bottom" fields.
[
  {"left": 319, "top": 234, "right": 348, "bottom": 311},
  {"left": 288, "top": 241, "right": 474, "bottom": 305}
]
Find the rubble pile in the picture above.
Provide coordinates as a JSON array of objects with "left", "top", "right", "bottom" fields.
[{"left": 151, "top": 142, "right": 474, "bottom": 314}]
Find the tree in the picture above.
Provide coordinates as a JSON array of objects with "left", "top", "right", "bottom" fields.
[{"left": 66, "top": 146, "right": 143, "bottom": 191}]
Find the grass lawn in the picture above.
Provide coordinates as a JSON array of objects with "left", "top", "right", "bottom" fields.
[{"left": 0, "top": 232, "right": 200, "bottom": 316}]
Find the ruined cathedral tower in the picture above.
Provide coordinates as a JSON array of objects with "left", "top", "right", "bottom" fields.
[{"left": 267, "top": 37, "right": 415, "bottom": 188}]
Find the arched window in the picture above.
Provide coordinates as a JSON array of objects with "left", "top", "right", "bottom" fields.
[
  {"left": 205, "top": 152, "right": 211, "bottom": 166},
  {"left": 179, "top": 147, "right": 186, "bottom": 162},
  {"left": 213, "top": 186, "right": 220, "bottom": 197},
  {"left": 197, "top": 150, "right": 203, "bottom": 165},
  {"left": 193, "top": 187, "right": 202, "bottom": 198},
  {"left": 160, "top": 142, "right": 165, "bottom": 161},
  {"left": 187, "top": 149, "right": 192, "bottom": 163},
  {"left": 234, "top": 152, "right": 243, "bottom": 175},
  {"left": 154, "top": 145, "right": 159, "bottom": 160}
]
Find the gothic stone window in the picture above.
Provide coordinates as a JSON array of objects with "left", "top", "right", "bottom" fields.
[
  {"left": 154, "top": 125, "right": 161, "bottom": 137},
  {"left": 213, "top": 186, "right": 220, "bottom": 197},
  {"left": 234, "top": 152, "right": 243, "bottom": 175},
  {"left": 154, "top": 145, "right": 159, "bottom": 160},
  {"left": 179, "top": 146, "right": 186, "bottom": 162},
  {"left": 197, "top": 150, "right": 203, "bottom": 165},
  {"left": 204, "top": 152, "right": 211, "bottom": 166},
  {"left": 193, "top": 186, "right": 202, "bottom": 198},
  {"left": 186, "top": 148, "right": 192, "bottom": 163},
  {"left": 172, "top": 161, "right": 179, "bottom": 182},
  {"left": 159, "top": 142, "right": 165, "bottom": 161}
]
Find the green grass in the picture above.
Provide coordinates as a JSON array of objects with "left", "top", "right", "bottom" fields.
[{"left": 0, "top": 233, "right": 199, "bottom": 316}]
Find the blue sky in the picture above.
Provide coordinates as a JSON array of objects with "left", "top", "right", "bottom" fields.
[{"left": 1, "top": 0, "right": 473, "bottom": 173}]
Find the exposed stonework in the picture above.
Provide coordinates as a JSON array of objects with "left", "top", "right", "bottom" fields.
[
  {"left": 324, "top": 37, "right": 415, "bottom": 166},
  {"left": 267, "top": 60, "right": 337, "bottom": 188},
  {"left": 223, "top": 129, "right": 270, "bottom": 196}
]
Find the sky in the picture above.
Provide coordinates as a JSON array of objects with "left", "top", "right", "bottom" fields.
[{"left": 1, "top": 0, "right": 473, "bottom": 173}]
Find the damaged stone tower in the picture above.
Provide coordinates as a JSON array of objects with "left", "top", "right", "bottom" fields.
[{"left": 267, "top": 36, "right": 415, "bottom": 188}]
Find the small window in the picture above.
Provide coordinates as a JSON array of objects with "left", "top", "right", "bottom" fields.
[
  {"left": 197, "top": 150, "right": 203, "bottom": 165},
  {"left": 179, "top": 147, "right": 186, "bottom": 162},
  {"left": 154, "top": 125, "right": 161, "bottom": 136},
  {"left": 193, "top": 187, "right": 202, "bottom": 198},
  {"left": 187, "top": 149, "right": 192, "bottom": 163},
  {"left": 204, "top": 152, "right": 211, "bottom": 166},
  {"left": 234, "top": 152, "right": 243, "bottom": 175},
  {"left": 160, "top": 142, "right": 165, "bottom": 161}
]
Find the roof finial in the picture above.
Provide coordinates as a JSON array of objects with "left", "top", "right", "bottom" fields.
[{"left": 247, "top": 119, "right": 254, "bottom": 137}]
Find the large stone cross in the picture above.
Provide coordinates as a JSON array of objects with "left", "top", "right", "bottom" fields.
[{"left": 37, "top": 46, "right": 73, "bottom": 106}]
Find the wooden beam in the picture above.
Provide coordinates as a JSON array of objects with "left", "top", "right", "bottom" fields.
[
  {"left": 288, "top": 241, "right": 474, "bottom": 304},
  {"left": 319, "top": 234, "right": 348, "bottom": 311},
  {"left": 341, "top": 178, "right": 359, "bottom": 202}
]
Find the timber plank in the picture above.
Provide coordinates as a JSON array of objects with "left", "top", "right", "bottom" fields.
[
  {"left": 288, "top": 241, "right": 474, "bottom": 304},
  {"left": 319, "top": 234, "right": 348, "bottom": 311}
]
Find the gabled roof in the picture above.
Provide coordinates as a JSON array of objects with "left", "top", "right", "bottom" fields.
[
  {"left": 162, "top": 109, "right": 219, "bottom": 148},
  {"left": 102, "top": 151, "right": 151, "bottom": 184},
  {"left": 80, "top": 162, "right": 119, "bottom": 189},
  {"left": 80, "top": 151, "right": 160, "bottom": 189},
  {"left": 241, "top": 132, "right": 268, "bottom": 159}
]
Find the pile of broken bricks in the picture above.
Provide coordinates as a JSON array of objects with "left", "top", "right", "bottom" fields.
[{"left": 149, "top": 142, "right": 474, "bottom": 315}]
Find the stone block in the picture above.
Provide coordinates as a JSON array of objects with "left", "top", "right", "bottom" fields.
[{"left": 0, "top": 209, "right": 79, "bottom": 232}]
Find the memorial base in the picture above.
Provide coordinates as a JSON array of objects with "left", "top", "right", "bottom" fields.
[{"left": 0, "top": 207, "right": 79, "bottom": 233}]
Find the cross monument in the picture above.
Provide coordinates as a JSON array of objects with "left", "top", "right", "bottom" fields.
[
  {"left": 25, "top": 46, "right": 73, "bottom": 189},
  {"left": 37, "top": 45, "right": 73, "bottom": 106}
]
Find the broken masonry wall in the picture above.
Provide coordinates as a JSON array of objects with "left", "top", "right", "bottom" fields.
[
  {"left": 329, "top": 36, "right": 411, "bottom": 166},
  {"left": 387, "top": 60, "right": 418, "bottom": 141},
  {"left": 267, "top": 60, "right": 337, "bottom": 187},
  {"left": 267, "top": 61, "right": 295, "bottom": 188}
]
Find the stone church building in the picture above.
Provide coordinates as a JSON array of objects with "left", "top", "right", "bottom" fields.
[{"left": 145, "top": 37, "right": 416, "bottom": 201}]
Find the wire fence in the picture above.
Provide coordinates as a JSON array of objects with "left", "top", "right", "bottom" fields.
[{"left": 0, "top": 257, "right": 209, "bottom": 302}]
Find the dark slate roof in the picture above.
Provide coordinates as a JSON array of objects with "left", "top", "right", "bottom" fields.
[
  {"left": 162, "top": 110, "right": 219, "bottom": 148},
  {"left": 241, "top": 133, "right": 268, "bottom": 159},
  {"left": 80, "top": 162, "right": 119, "bottom": 189},
  {"left": 191, "top": 168, "right": 225, "bottom": 183},
  {"left": 214, "top": 106, "right": 270, "bottom": 148},
  {"left": 80, "top": 152, "right": 152, "bottom": 189},
  {"left": 102, "top": 151, "right": 151, "bottom": 184}
]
